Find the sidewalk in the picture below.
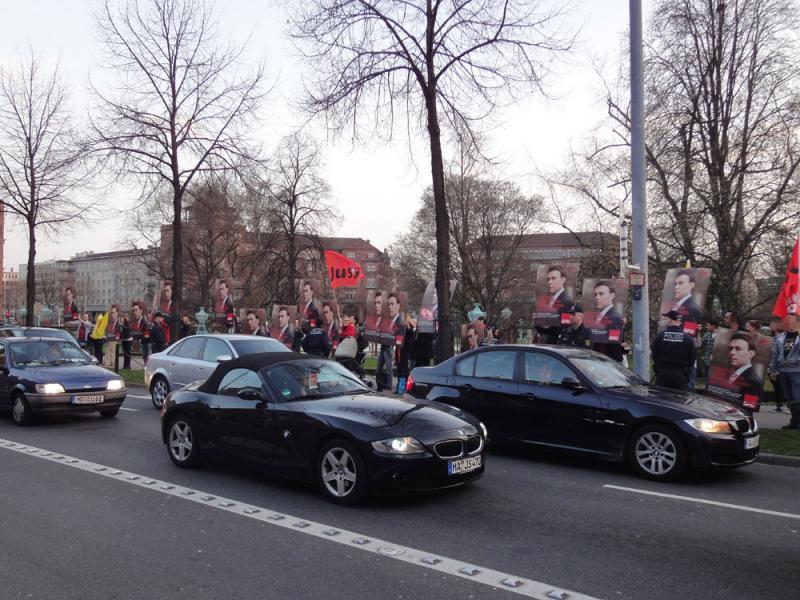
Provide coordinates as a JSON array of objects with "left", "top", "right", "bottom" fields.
[{"left": 755, "top": 406, "right": 792, "bottom": 430}]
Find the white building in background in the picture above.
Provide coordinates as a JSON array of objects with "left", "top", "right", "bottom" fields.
[{"left": 71, "top": 249, "right": 158, "bottom": 312}]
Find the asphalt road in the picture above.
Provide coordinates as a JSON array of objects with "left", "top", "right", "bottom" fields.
[{"left": 1, "top": 389, "right": 798, "bottom": 600}]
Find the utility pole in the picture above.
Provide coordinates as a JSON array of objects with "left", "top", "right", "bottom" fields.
[{"left": 629, "top": 0, "right": 650, "bottom": 379}]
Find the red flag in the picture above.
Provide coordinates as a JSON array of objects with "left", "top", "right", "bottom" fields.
[
  {"left": 773, "top": 239, "right": 800, "bottom": 318},
  {"left": 325, "top": 250, "right": 366, "bottom": 289}
]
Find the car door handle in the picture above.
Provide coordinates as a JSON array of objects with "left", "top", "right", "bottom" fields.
[{"left": 462, "top": 384, "right": 473, "bottom": 391}]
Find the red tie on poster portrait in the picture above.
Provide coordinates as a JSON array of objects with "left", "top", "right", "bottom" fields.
[
  {"left": 773, "top": 239, "right": 799, "bottom": 318},
  {"left": 325, "top": 250, "right": 366, "bottom": 289}
]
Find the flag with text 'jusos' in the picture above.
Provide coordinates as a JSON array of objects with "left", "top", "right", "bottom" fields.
[
  {"left": 773, "top": 239, "right": 799, "bottom": 319},
  {"left": 325, "top": 250, "right": 366, "bottom": 288}
]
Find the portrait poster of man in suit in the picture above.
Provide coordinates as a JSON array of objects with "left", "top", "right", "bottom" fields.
[
  {"left": 461, "top": 321, "right": 485, "bottom": 352},
  {"left": 241, "top": 308, "right": 269, "bottom": 336},
  {"left": 298, "top": 279, "right": 323, "bottom": 328},
  {"left": 270, "top": 305, "right": 297, "bottom": 349},
  {"left": 532, "top": 263, "right": 579, "bottom": 329},
  {"left": 582, "top": 278, "right": 628, "bottom": 344},
  {"left": 364, "top": 290, "right": 385, "bottom": 344},
  {"left": 380, "top": 291, "right": 407, "bottom": 347},
  {"left": 416, "top": 280, "right": 457, "bottom": 334},
  {"left": 212, "top": 278, "right": 236, "bottom": 333},
  {"left": 154, "top": 280, "right": 173, "bottom": 318},
  {"left": 707, "top": 329, "right": 771, "bottom": 411},
  {"left": 658, "top": 268, "right": 712, "bottom": 336}
]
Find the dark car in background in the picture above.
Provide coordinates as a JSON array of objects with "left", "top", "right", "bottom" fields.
[
  {"left": 0, "top": 337, "right": 126, "bottom": 425},
  {"left": 406, "top": 345, "right": 759, "bottom": 481},
  {"left": 161, "top": 353, "right": 486, "bottom": 504}
]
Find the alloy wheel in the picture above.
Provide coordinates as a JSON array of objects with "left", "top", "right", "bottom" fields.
[
  {"left": 12, "top": 397, "right": 26, "bottom": 424},
  {"left": 151, "top": 378, "right": 169, "bottom": 409},
  {"left": 634, "top": 431, "right": 677, "bottom": 476},
  {"left": 320, "top": 447, "right": 358, "bottom": 498},
  {"left": 169, "top": 421, "right": 194, "bottom": 463}
]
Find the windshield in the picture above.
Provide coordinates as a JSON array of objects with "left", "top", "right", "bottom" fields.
[
  {"left": 569, "top": 356, "right": 647, "bottom": 389},
  {"left": 264, "top": 359, "right": 368, "bottom": 401},
  {"left": 26, "top": 328, "right": 74, "bottom": 343},
  {"left": 230, "top": 338, "right": 291, "bottom": 356},
  {"left": 8, "top": 340, "right": 91, "bottom": 367}
]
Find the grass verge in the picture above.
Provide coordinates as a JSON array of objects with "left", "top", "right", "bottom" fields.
[
  {"left": 118, "top": 369, "right": 145, "bottom": 386},
  {"left": 759, "top": 429, "right": 800, "bottom": 457}
]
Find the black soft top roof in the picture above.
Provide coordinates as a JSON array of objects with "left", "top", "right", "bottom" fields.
[{"left": 198, "top": 352, "right": 319, "bottom": 393}]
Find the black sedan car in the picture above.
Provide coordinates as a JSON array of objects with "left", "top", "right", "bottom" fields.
[
  {"left": 0, "top": 337, "right": 127, "bottom": 425},
  {"left": 160, "top": 353, "right": 487, "bottom": 504},
  {"left": 406, "top": 345, "right": 759, "bottom": 481}
]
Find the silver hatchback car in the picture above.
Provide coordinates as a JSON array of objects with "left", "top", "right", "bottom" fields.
[{"left": 144, "top": 334, "right": 291, "bottom": 408}]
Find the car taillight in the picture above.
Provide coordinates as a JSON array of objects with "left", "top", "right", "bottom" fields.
[{"left": 405, "top": 374, "right": 414, "bottom": 392}]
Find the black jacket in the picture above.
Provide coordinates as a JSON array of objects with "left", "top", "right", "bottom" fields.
[
  {"left": 301, "top": 326, "right": 330, "bottom": 357},
  {"left": 557, "top": 324, "right": 592, "bottom": 348},
  {"left": 150, "top": 322, "right": 167, "bottom": 352},
  {"left": 652, "top": 325, "right": 696, "bottom": 374}
]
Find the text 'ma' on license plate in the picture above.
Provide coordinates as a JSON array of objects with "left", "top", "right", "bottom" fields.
[
  {"left": 744, "top": 435, "right": 759, "bottom": 450},
  {"left": 448, "top": 455, "right": 481, "bottom": 475},
  {"left": 72, "top": 394, "right": 104, "bottom": 405}
]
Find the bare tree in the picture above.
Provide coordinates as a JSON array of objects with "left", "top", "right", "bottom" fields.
[
  {"left": 553, "top": 0, "right": 800, "bottom": 317},
  {"left": 391, "top": 168, "right": 542, "bottom": 324},
  {"left": 290, "top": 0, "right": 573, "bottom": 361},
  {"left": 92, "top": 0, "right": 264, "bottom": 339},
  {"left": 0, "top": 52, "right": 90, "bottom": 324},
  {"left": 245, "top": 134, "right": 338, "bottom": 303}
]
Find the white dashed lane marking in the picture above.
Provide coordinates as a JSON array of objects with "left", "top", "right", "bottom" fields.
[
  {"left": 604, "top": 484, "right": 800, "bottom": 520},
  {"left": 119, "top": 407, "right": 139, "bottom": 412},
  {"left": 0, "top": 437, "right": 598, "bottom": 600},
  {"left": 126, "top": 394, "right": 150, "bottom": 400}
]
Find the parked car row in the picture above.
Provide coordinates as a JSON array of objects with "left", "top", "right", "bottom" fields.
[{"left": 1, "top": 328, "right": 760, "bottom": 504}]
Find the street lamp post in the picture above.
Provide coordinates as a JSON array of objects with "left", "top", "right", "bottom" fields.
[{"left": 630, "top": 0, "right": 650, "bottom": 380}]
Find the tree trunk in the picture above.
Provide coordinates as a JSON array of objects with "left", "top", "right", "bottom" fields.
[
  {"left": 426, "top": 91, "right": 452, "bottom": 362},
  {"left": 171, "top": 188, "right": 183, "bottom": 341},
  {"left": 25, "top": 219, "right": 36, "bottom": 326}
]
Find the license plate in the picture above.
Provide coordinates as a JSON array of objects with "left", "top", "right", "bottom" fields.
[
  {"left": 448, "top": 455, "right": 482, "bottom": 475},
  {"left": 744, "top": 435, "right": 759, "bottom": 450},
  {"left": 72, "top": 394, "right": 104, "bottom": 405}
]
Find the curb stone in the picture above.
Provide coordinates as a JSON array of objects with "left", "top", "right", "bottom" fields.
[{"left": 757, "top": 453, "right": 800, "bottom": 468}]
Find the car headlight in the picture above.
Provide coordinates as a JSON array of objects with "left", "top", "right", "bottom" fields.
[
  {"left": 36, "top": 383, "right": 65, "bottom": 394},
  {"left": 478, "top": 422, "right": 488, "bottom": 439},
  {"left": 106, "top": 380, "right": 124, "bottom": 391},
  {"left": 371, "top": 437, "right": 428, "bottom": 456},
  {"left": 684, "top": 418, "right": 732, "bottom": 434}
]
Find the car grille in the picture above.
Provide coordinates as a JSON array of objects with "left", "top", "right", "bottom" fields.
[
  {"left": 434, "top": 440, "right": 463, "bottom": 459},
  {"left": 731, "top": 418, "right": 751, "bottom": 434},
  {"left": 465, "top": 435, "right": 482, "bottom": 455},
  {"left": 64, "top": 385, "right": 107, "bottom": 393}
]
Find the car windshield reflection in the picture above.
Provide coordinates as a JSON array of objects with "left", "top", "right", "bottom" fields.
[
  {"left": 9, "top": 340, "right": 92, "bottom": 368},
  {"left": 569, "top": 356, "right": 646, "bottom": 389},
  {"left": 264, "top": 360, "right": 368, "bottom": 401}
]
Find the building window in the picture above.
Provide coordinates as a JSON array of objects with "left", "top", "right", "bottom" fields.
[
  {"left": 345, "top": 251, "right": 356, "bottom": 259},
  {"left": 368, "top": 252, "right": 376, "bottom": 259},
  {"left": 366, "top": 263, "right": 377, "bottom": 272},
  {"left": 366, "top": 278, "right": 376, "bottom": 289}
]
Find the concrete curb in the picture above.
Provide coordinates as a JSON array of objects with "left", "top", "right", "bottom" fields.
[{"left": 757, "top": 453, "right": 800, "bottom": 468}]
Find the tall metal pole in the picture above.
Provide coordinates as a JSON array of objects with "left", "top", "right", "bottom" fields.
[{"left": 630, "top": 0, "right": 650, "bottom": 379}]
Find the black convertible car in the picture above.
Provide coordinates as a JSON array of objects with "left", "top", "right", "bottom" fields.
[
  {"left": 406, "top": 345, "right": 759, "bottom": 481},
  {"left": 160, "top": 353, "right": 487, "bottom": 504}
]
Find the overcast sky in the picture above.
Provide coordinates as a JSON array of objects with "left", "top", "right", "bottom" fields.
[{"left": 1, "top": 0, "right": 650, "bottom": 272}]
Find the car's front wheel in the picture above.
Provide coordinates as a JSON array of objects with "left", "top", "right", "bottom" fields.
[
  {"left": 150, "top": 376, "right": 170, "bottom": 409},
  {"left": 167, "top": 416, "right": 201, "bottom": 468},
  {"left": 317, "top": 438, "right": 367, "bottom": 505},
  {"left": 628, "top": 424, "right": 687, "bottom": 482},
  {"left": 11, "top": 393, "right": 33, "bottom": 426}
]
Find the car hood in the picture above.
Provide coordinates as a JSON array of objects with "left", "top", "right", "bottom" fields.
[
  {"left": 296, "top": 393, "right": 475, "bottom": 435},
  {"left": 607, "top": 385, "right": 747, "bottom": 419},
  {"left": 21, "top": 364, "right": 121, "bottom": 390}
]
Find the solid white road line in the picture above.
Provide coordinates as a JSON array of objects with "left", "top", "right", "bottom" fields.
[
  {"left": 603, "top": 484, "right": 800, "bottom": 520},
  {"left": 127, "top": 394, "right": 150, "bottom": 400},
  {"left": 119, "top": 407, "right": 139, "bottom": 412},
  {"left": 0, "top": 438, "right": 599, "bottom": 600}
]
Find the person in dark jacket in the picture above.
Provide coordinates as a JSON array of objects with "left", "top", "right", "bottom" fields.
[
  {"left": 150, "top": 312, "right": 168, "bottom": 354},
  {"left": 301, "top": 321, "right": 330, "bottom": 357},
  {"left": 557, "top": 305, "right": 592, "bottom": 348},
  {"left": 120, "top": 316, "right": 133, "bottom": 369},
  {"left": 652, "top": 310, "right": 696, "bottom": 390}
]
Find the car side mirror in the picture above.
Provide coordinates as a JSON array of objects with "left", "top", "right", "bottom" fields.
[
  {"left": 216, "top": 355, "right": 233, "bottom": 363},
  {"left": 561, "top": 377, "right": 584, "bottom": 391},
  {"left": 237, "top": 387, "right": 263, "bottom": 401}
]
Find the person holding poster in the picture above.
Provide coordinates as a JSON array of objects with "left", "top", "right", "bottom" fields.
[
  {"left": 533, "top": 265, "right": 577, "bottom": 343},
  {"left": 708, "top": 329, "right": 770, "bottom": 412},
  {"left": 557, "top": 305, "right": 591, "bottom": 348},
  {"left": 300, "top": 280, "right": 322, "bottom": 327},
  {"left": 271, "top": 306, "right": 296, "bottom": 349},
  {"left": 214, "top": 279, "right": 236, "bottom": 333},
  {"left": 364, "top": 291, "right": 383, "bottom": 344},
  {"left": 770, "top": 314, "right": 800, "bottom": 429}
]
